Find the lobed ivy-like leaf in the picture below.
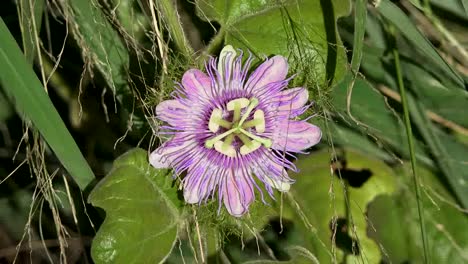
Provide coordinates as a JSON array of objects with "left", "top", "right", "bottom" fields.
[
  {"left": 88, "top": 148, "right": 182, "bottom": 264},
  {"left": 197, "top": 0, "right": 351, "bottom": 85}
]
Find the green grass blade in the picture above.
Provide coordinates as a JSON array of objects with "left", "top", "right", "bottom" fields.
[
  {"left": 392, "top": 34, "right": 430, "bottom": 263},
  {"left": 349, "top": 0, "right": 367, "bottom": 73},
  {"left": 17, "top": 0, "right": 45, "bottom": 63},
  {"left": 0, "top": 18, "right": 95, "bottom": 190},
  {"left": 431, "top": 0, "right": 468, "bottom": 18},
  {"left": 377, "top": 0, "right": 464, "bottom": 88},
  {"left": 344, "top": 0, "right": 367, "bottom": 124},
  {"left": 406, "top": 93, "right": 468, "bottom": 210},
  {"left": 461, "top": 0, "right": 468, "bottom": 15}
]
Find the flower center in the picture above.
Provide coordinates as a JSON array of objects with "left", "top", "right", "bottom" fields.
[{"left": 205, "top": 97, "right": 272, "bottom": 157}]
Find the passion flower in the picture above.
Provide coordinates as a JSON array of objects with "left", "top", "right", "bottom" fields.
[{"left": 150, "top": 46, "right": 321, "bottom": 216}]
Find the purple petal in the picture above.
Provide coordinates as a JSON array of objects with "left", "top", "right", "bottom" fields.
[
  {"left": 222, "top": 171, "right": 254, "bottom": 217},
  {"left": 183, "top": 166, "right": 213, "bottom": 204},
  {"left": 251, "top": 152, "right": 293, "bottom": 192},
  {"left": 149, "top": 136, "right": 191, "bottom": 169},
  {"left": 156, "top": 99, "right": 188, "bottom": 126},
  {"left": 246, "top": 56, "right": 288, "bottom": 92},
  {"left": 273, "top": 87, "right": 308, "bottom": 117},
  {"left": 272, "top": 121, "right": 321, "bottom": 152},
  {"left": 182, "top": 69, "right": 211, "bottom": 99},
  {"left": 149, "top": 147, "right": 170, "bottom": 168}
]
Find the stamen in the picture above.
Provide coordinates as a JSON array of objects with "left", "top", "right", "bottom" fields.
[
  {"left": 237, "top": 133, "right": 253, "bottom": 146},
  {"left": 205, "top": 128, "right": 237, "bottom": 148},
  {"left": 217, "top": 119, "right": 232, "bottom": 129},
  {"left": 242, "top": 119, "right": 262, "bottom": 128},
  {"left": 240, "top": 141, "right": 261, "bottom": 155},
  {"left": 208, "top": 108, "right": 223, "bottom": 132},
  {"left": 239, "top": 128, "right": 272, "bottom": 147},
  {"left": 241, "top": 110, "right": 265, "bottom": 132},
  {"left": 222, "top": 134, "right": 235, "bottom": 151},
  {"left": 253, "top": 110, "right": 265, "bottom": 133},
  {"left": 214, "top": 141, "right": 236, "bottom": 157},
  {"left": 227, "top": 98, "right": 250, "bottom": 110}
]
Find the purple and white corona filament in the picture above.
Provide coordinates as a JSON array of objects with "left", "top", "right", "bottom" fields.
[{"left": 150, "top": 45, "right": 321, "bottom": 217}]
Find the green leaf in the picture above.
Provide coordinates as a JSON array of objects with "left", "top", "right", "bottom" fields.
[
  {"left": 368, "top": 166, "right": 468, "bottom": 263},
  {"left": 376, "top": 0, "right": 464, "bottom": 88},
  {"left": 332, "top": 76, "right": 434, "bottom": 167},
  {"left": 329, "top": 123, "right": 395, "bottom": 162},
  {"left": 240, "top": 246, "right": 320, "bottom": 263},
  {"left": 66, "top": 0, "right": 150, "bottom": 133},
  {"left": 18, "top": 0, "right": 45, "bottom": 63},
  {"left": 356, "top": 40, "right": 468, "bottom": 209},
  {"left": 114, "top": 0, "right": 148, "bottom": 42},
  {"left": 287, "top": 150, "right": 397, "bottom": 263},
  {"left": 366, "top": 195, "right": 409, "bottom": 263},
  {"left": 0, "top": 90, "right": 13, "bottom": 122},
  {"left": 88, "top": 148, "right": 182, "bottom": 264},
  {"left": 402, "top": 61, "right": 468, "bottom": 127},
  {"left": 431, "top": 0, "right": 468, "bottom": 19},
  {"left": 67, "top": 0, "right": 129, "bottom": 100},
  {"left": 197, "top": 0, "right": 350, "bottom": 85},
  {"left": 0, "top": 18, "right": 95, "bottom": 190},
  {"left": 405, "top": 91, "right": 468, "bottom": 210}
]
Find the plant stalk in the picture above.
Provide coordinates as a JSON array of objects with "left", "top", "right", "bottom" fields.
[{"left": 392, "top": 40, "right": 430, "bottom": 263}]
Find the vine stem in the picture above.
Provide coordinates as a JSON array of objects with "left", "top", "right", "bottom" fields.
[
  {"left": 392, "top": 38, "right": 430, "bottom": 263},
  {"left": 157, "top": 0, "right": 193, "bottom": 59}
]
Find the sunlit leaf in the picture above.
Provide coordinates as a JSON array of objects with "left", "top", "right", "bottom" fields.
[
  {"left": 286, "top": 150, "right": 396, "bottom": 263},
  {"left": 368, "top": 165, "right": 468, "bottom": 263},
  {"left": 197, "top": 0, "right": 351, "bottom": 85}
]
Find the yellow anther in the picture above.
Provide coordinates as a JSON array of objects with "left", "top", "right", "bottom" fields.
[
  {"left": 208, "top": 108, "right": 223, "bottom": 132},
  {"left": 214, "top": 141, "right": 236, "bottom": 157},
  {"left": 240, "top": 141, "right": 262, "bottom": 155},
  {"left": 253, "top": 110, "right": 265, "bottom": 133},
  {"left": 227, "top": 98, "right": 249, "bottom": 122},
  {"left": 222, "top": 134, "right": 235, "bottom": 151},
  {"left": 227, "top": 98, "right": 250, "bottom": 111}
]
